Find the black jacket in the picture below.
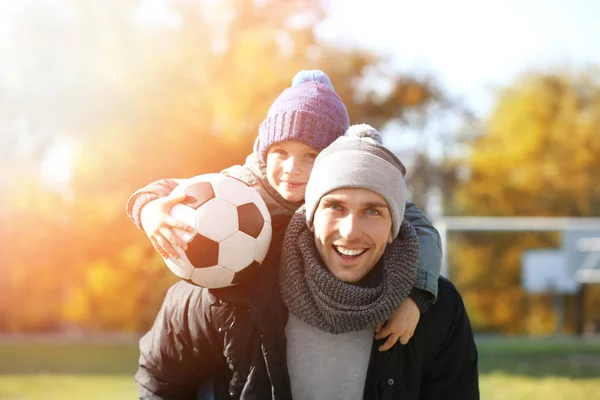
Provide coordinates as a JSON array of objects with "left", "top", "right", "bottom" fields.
[{"left": 136, "top": 230, "right": 479, "bottom": 400}]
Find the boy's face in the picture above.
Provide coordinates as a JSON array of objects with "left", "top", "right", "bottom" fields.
[
  {"left": 311, "top": 188, "right": 393, "bottom": 283},
  {"left": 265, "top": 140, "right": 319, "bottom": 202}
]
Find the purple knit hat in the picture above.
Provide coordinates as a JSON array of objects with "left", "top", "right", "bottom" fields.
[{"left": 257, "top": 70, "right": 350, "bottom": 162}]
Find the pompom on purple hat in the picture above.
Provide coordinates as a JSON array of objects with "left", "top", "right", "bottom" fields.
[{"left": 257, "top": 70, "right": 350, "bottom": 162}]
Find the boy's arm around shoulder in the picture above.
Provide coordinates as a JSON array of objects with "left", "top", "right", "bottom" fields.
[
  {"left": 419, "top": 277, "right": 479, "bottom": 400},
  {"left": 136, "top": 281, "right": 225, "bottom": 399},
  {"left": 126, "top": 162, "right": 254, "bottom": 232},
  {"left": 404, "top": 201, "right": 442, "bottom": 302}
]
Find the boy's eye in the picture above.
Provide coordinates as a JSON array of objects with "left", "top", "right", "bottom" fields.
[
  {"left": 305, "top": 153, "right": 318, "bottom": 160},
  {"left": 273, "top": 149, "right": 287, "bottom": 156}
]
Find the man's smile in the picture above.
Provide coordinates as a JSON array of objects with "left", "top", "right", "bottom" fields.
[{"left": 333, "top": 245, "right": 367, "bottom": 259}]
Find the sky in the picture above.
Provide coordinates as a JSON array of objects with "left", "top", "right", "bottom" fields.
[
  {"left": 4, "top": 0, "right": 599, "bottom": 119},
  {"left": 318, "top": 0, "right": 600, "bottom": 118},
  {"left": 5, "top": 0, "right": 600, "bottom": 189},
  {"left": 318, "top": 0, "right": 600, "bottom": 216},
  {"left": 102, "top": 0, "right": 600, "bottom": 118}
]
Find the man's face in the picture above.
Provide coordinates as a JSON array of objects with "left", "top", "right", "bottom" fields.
[
  {"left": 312, "top": 188, "right": 393, "bottom": 283},
  {"left": 266, "top": 140, "right": 319, "bottom": 202}
]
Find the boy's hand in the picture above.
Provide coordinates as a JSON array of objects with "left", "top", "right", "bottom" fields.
[
  {"left": 140, "top": 192, "right": 195, "bottom": 259},
  {"left": 375, "top": 297, "right": 420, "bottom": 351}
]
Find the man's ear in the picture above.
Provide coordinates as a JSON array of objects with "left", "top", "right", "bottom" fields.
[
  {"left": 387, "top": 229, "right": 393, "bottom": 244},
  {"left": 311, "top": 225, "right": 315, "bottom": 233}
]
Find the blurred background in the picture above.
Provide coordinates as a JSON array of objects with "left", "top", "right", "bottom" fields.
[{"left": 1, "top": 0, "right": 600, "bottom": 398}]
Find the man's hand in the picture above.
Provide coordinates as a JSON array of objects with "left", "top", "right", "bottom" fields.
[
  {"left": 140, "top": 192, "right": 195, "bottom": 259},
  {"left": 375, "top": 297, "right": 420, "bottom": 351}
]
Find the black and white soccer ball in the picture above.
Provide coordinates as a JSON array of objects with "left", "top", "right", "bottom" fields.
[{"left": 164, "top": 173, "right": 272, "bottom": 288}]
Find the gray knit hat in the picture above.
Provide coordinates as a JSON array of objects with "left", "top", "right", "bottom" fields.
[
  {"left": 257, "top": 70, "right": 350, "bottom": 162},
  {"left": 305, "top": 124, "right": 408, "bottom": 238}
]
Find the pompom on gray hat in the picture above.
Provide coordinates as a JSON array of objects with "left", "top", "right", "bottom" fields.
[
  {"left": 257, "top": 70, "right": 350, "bottom": 162},
  {"left": 304, "top": 124, "right": 408, "bottom": 238}
]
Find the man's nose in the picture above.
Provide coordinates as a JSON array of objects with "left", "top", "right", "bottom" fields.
[{"left": 338, "top": 214, "right": 361, "bottom": 241}]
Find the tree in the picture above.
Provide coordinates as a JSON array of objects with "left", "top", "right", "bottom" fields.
[
  {"left": 452, "top": 67, "right": 600, "bottom": 333},
  {"left": 2, "top": 0, "right": 446, "bottom": 332}
]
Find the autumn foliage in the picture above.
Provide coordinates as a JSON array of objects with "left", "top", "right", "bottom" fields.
[
  {"left": 0, "top": 0, "right": 440, "bottom": 333},
  {"left": 2, "top": 2, "right": 599, "bottom": 335},
  {"left": 452, "top": 69, "right": 600, "bottom": 334}
]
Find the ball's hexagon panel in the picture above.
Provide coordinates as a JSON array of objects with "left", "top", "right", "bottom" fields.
[
  {"left": 250, "top": 188, "right": 271, "bottom": 223},
  {"left": 164, "top": 250, "right": 194, "bottom": 280},
  {"left": 254, "top": 222, "right": 272, "bottom": 263},
  {"left": 231, "top": 261, "right": 261, "bottom": 285},
  {"left": 195, "top": 198, "right": 239, "bottom": 242},
  {"left": 170, "top": 204, "right": 198, "bottom": 243},
  {"left": 212, "top": 176, "right": 253, "bottom": 206},
  {"left": 185, "top": 234, "right": 219, "bottom": 269},
  {"left": 190, "top": 265, "right": 235, "bottom": 288},
  {"left": 218, "top": 231, "right": 256, "bottom": 273},
  {"left": 237, "top": 203, "right": 264, "bottom": 239}
]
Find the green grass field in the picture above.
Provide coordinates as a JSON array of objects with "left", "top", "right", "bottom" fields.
[{"left": 0, "top": 337, "right": 599, "bottom": 399}]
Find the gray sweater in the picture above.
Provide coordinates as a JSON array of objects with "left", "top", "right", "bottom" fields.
[{"left": 285, "top": 313, "right": 374, "bottom": 400}]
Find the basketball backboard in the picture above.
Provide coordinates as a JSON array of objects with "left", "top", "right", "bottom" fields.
[
  {"left": 522, "top": 249, "right": 579, "bottom": 294},
  {"left": 562, "top": 230, "right": 600, "bottom": 284},
  {"left": 574, "top": 237, "right": 600, "bottom": 283}
]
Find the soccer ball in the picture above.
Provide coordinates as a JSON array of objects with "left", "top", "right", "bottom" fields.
[{"left": 164, "top": 173, "right": 272, "bottom": 288}]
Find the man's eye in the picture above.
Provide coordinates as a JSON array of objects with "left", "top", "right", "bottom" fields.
[
  {"left": 366, "top": 209, "right": 380, "bottom": 216},
  {"left": 305, "top": 153, "right": 318, "bottom": 160},
  {"left": 274, "top": 149, "right": 287, "bottom": 155},
  {"left": 327, "top": 204, "right": 341, "bottom": 211}
]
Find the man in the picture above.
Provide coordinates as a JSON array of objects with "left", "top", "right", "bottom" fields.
[{"left": 136, "top": 124, "right": 479, "bottom": 399}]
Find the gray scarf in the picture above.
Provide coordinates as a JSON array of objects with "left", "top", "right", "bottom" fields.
[{"left": 279, "top": 207, "right": 420, "bottom": 334}]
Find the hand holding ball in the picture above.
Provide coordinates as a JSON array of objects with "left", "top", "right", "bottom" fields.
[{"left": 163, "top": 174, "right": 272, "bottom": 288}]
